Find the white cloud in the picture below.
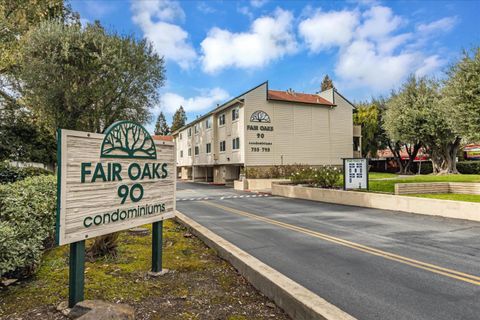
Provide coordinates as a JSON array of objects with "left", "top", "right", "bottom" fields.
[
  {"left": 250, "top": 0, "right": 269, "bottom": 8},
  {"left": 131, "top": 0, "right": 197, "bottom": 69},
  {"left": 357, "top": 6, "right": 403, "bottom": 40},
  {"left": 160, "top": 88, "right": 230, "bottom": 114},
  {"left": 417, "top": 16, "right": 457, "bottom": 35},
  {"left": 415, "top": 55, "right": 444, "bottom": 77},
  {"left": 197, "top": 2, "right": 216, "bottom": 14},
  {"left": 237, "top": 6, "right": 254, "bottom": 19},
  {"left": 297, "top": 4, "right": 454, "bottom": 92},
  {"left": 200, "top": 9, "right": 297, "bottom": 73},
  {"left": 299, "top": 10, "right": 359, "bottom": 52},
  {"left": 336, "top": 40, "right": 417, "bottom": 91}
]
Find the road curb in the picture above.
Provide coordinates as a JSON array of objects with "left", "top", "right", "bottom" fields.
[{"left": 175, "top": 210, "right": 356, "bottom": 320}]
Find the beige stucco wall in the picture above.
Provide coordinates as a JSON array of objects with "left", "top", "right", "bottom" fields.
[
  {"left": 273, "top": 184, "right": 480, "bottom": 222},
  {"left": 238, "top": 178, "right": 291, "bottom": 191}
]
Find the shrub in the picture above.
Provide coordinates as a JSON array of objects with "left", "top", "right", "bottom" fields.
[
  {"left": 290, "top": 165, "right": 341, "bottom": 188},
  {"left": 0, "top": 175, "right": 56, "bottom": 278},
  {"left": 457, "top": 161, "right": 480, "bottom": 174},
  {"left": 0, "top": 162, "right": 21, "bottom": 183},
  {"left": 0, "top": 161, "right": 52, "bottom": 184}
]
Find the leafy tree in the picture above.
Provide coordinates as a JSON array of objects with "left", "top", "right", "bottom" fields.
[
  {"left": 18, "top": 20, "right": 165, "bottom": 133},
  {"left": 0, "top": 0, "right": 72, "bottom": 81},
  {"left": 353, "top": 101, "right": 383, "bottom": 157},
  {"left": 320, "top": 75, "right": 334, "bottom": 91},
  {"left": 171, "top": 106, "right": 187, "bottom": 132},
  {"left": 154, "top": 111, "right": 170, "bottom": 135},
  {"left": 384, "top": 76, "right": 438, "bottom": 174},
  {"left": 0, "top": 0, "right": 72, "bottom": 165},
  {"left": 421, "top": 47, "right": 480, "bottom": 174},
  {"left": 443, "top": 47, "right": 480, "bottom": 142},
  {"left": 17, "top": 19, "right": 165, "bottom": 258},
  {"left": 0, "top": 100, "right": 55, "bottom": 164}
]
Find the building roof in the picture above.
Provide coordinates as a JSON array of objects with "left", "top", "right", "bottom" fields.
[
  {"left": 375, "top": 148, "right": 429, "bottom": 161},
  {"left": 268, "top": 90, "right": 334, "bottom": 106},
  {"left": 152, "top": 135, "right": 173, "bottom": 141}
]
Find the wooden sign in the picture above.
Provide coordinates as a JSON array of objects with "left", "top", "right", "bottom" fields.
[{"left": 56, "top": 121, "right": 175, "bottom": 245}]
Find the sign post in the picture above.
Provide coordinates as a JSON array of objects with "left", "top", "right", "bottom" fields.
[
  {"left": 56, "top": 121, "right": 176, "bottom": 307},
  {"left": 68, "top": 241, "right": 85, "bottom": 307},
  {"left": 151, "top": 221, "right": 163, "bottom": 274},
  {"left": 343, "top": 158, "right": 369, "bottom": 190}
]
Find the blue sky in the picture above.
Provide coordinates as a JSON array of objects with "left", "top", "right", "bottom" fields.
[{"left": 71, "top": 0, "right": 480, "bottom": 131}]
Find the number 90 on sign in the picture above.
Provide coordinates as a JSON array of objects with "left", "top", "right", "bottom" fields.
[{"left": 118, "top": 184, "right": 144, "bottom": 204}]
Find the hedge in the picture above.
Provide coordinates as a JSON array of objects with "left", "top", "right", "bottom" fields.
[
  {"left": 0, "top": 161, "right": 52, "bottom": 184},
  {"left": 0, "top": 175, "right": 56, "bottom": 278},
  {"left": 457, "top": 161, "right": 480, "bottom": 174}
]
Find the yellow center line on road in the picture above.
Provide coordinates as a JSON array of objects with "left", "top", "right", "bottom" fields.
[{"left": 200, "top": 201, "right": 480, "bottom": 286}]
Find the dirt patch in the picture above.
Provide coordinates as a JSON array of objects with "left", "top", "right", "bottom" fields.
[{"left": 0, "top": 221, "right": 289, "bottom": 320}]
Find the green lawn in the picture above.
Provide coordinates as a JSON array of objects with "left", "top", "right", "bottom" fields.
[
  {"left": 368, "top": 172, "right": 399, "bottom": 179},
  {"left": 405, "top": 193, "right": 480, "bottom": 203},
  {"left": 368, "top": 174, "right": 480, "bottom": 193}
]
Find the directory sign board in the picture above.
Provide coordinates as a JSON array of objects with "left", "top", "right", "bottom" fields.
[
  {"left": 56, "top": 121, "right": 175, "bottom": 245},
  {"left": 343, "top": 158, "right": 368, "bottom": 190}
]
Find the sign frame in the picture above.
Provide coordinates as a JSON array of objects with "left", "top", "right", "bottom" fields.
[
  {"left": 56, "top": 126, "right": 175, "bottom": 246},
  {"left": 343, "top": 158, "right": 369, "bottom": 191}
]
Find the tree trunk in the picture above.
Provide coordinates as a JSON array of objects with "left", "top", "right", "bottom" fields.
[
  {"left": 430, "top": 137, "right": 461, "bottom": 175},
  {"left": 87, "top": 233, "right": 120, "bottom": 259},
  {"left": 387, "top": 141, "right": 405, "bottom": 174},
  {"left": 403, "top": 143, "right": 422, "bottom": 175}
]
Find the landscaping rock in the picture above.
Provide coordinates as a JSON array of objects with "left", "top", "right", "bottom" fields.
[
  {"left": 1, "top": 278, "right": 18, "bottom": 287},
  {"left": 69, "top": 300, "right": 134, "bottom": 320},
  {"left": 128, "top": 227, "right": 149, "bottom": 236}
]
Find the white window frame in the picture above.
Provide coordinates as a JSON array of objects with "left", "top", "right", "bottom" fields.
[
  {"left": 219, "top": 140, "right": 226, "bottom": 152},
  {"left": 232, "top": 107, "right": 239, "bottom": 121},
  {"left": 218, "top": 114, "right": 225, "bottom": 126},
  {"left": 206, "top": 143, "right": 211, "bottom": 154},
  {"left": 195, "top": 145, "right": 199, "bottom": 155},
  {"left": 232, "top": 137, "right": 240, "bottom": 150}
]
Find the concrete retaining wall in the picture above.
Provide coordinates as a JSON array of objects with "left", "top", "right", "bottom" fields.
[
  {"left": 234, "top": 179, "right": 290, "bottom": 191},
  {"left": 395, "top": 182, "right": 480, "bottom": 195},
  {"left": 272, "top": 184, "right": 480, "bottom": 222}
]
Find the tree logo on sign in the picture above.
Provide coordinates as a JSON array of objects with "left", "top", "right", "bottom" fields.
[
  {"left": 100, "top": 121, "right": 157, "bottom": 159},
  {"left": 250, "top": 110, "right": 271, "bottom": 123}
]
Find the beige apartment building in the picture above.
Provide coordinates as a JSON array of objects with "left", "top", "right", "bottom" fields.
[{"left": 173, "top": 81, "right": 361, "bottom": 184}]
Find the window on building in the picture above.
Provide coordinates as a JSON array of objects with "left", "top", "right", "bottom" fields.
[
  {"left": 205, "top": 117, "right": 212, "bottom": 129},
  {"left": 206, "top": 143, "right": 211, "bottom": 154},
  {"left": 232, "top": 137, "right": 240, "bottom": 150},
  {"left": 220, "top": 140, "right": 226, "bottom": 152},
  {"left": 218, "top": 113, "right": 225, "bottom": 126},
  {"left": 195, "top": 146, "right": 199, "bottom": 155},
  {"left": 194, "top": 124, "right": 199, "bottom": 134},
  {"left": 187, "top": 128, "right": 192, "bottom": 137},
  {"left": 232, "top": 107, "right": 239, "bottom": 121},
  {"left": 180, "top": 150, "right": 183, "bottom": 158},
  {"left": 179, "top": 133, "right": 183, "bottom": 140},
  {"left": 188, "top": 148, "right": 191, "bottom": 156}
]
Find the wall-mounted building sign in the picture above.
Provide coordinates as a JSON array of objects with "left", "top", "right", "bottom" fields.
[
  {"left": 247, "top": 110, "right": 273, "bottom": 153},
  {"left": 56, "top": 121, "right": 176, "bottom": 246},
  {"left": 343, "top": 158, "right": 368, "bottom": 190}
]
